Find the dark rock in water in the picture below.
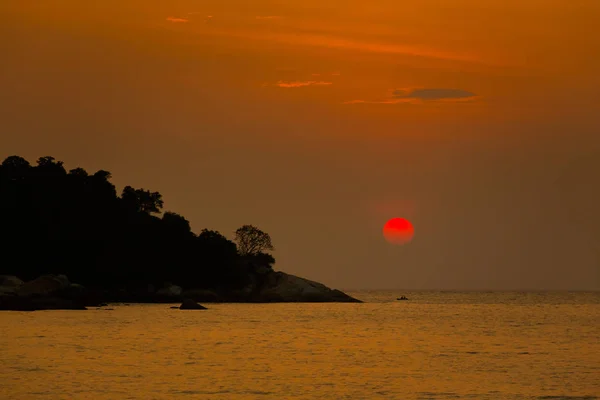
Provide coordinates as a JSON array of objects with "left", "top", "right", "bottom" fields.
[
  {"left": 179, "top": 299, "right": 207, "bottom": 310},
  {"left": 397, "top": 296, "right": 409, "bottom": 301},
  {"left": 254, "top": 272, "right": 362, "bottom": 303}
]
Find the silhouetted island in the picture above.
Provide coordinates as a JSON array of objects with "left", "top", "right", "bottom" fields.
[{"left": 0, "top": 155, "right": 360, "bottom": 310}]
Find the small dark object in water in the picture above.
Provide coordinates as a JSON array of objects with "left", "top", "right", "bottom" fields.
[
  {"left": 397, "top": 296, "right": 409, "bottom": 301},
  {"left": 179, "top": 299, "right": 207, "bottom": 310}
]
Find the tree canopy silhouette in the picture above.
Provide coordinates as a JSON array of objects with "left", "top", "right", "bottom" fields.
[
  {"left": 234, "top": 225, "right": 274, "bottom": 256},
  {"left": 0, "top": 155, "right": 275, "bottom": 292}
]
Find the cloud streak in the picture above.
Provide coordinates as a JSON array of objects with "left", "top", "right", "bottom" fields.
[
  {"left": 344, "top": 88, "right": 479, "bottom": 104},
  {"left": 166, "top": 16, "right": 189, "bottom": 23},
  {"left": 392, "top": 88, "right": 476, "bottom": 100},
  {"left": 204, "top": 30, "right": 483, "bottom": 64},
  {"left": 276, "top": 81, "right": 333, "bottom": 88},
  {"left": 256, "top": 16, "right": 283, "bottom": 20}
]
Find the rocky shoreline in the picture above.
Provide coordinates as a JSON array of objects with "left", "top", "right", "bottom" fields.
[{"left": 0, "top": 272, "right": 361, "bottom": 311}]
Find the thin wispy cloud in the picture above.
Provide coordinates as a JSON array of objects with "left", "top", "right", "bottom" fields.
[
  {"left": 205, "top": 30, "right": 483, "bottom": 64},
  {"left": 256, "top": 16, "right": 283, "bottom": 20},
  {"left": 166, "top": 16, "right": 189, "bottom": 23},
  {"left": 392, "top": 88, "right": 476, "bottom": 100},
  {"left": 344, "top": 88, "right": 479, "bottom": 104},
  {"left": 166, "top": 12, "right": 213, "bottom": 23},
  {"left": 276, "top": 81, "right": 333, "bottom": 88}
]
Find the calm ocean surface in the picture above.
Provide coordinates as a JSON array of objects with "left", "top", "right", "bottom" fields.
[{"left": 1, "top": 291, "right": 599, "bottom": 400}]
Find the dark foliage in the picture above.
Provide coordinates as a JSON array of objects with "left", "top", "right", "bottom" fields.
[
  {"left": 0, "top": 155, "right": 275, "bottom": 291},
  {"left": 234, "top": 225, "right": 274, "bottom": 256}
]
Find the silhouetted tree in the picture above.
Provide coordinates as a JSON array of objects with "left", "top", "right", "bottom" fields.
[
  {"left": 121, "top": 186, "right": 163, "bottom": 214},
  {"left": 2, "top": 155, "right": 30, "bottom": 169},
  {"left": 234, "top": 225, "right": 274, "bottom": 256},
  {"left": 36, "top": 156, "right": 66, "bottom": 175},
  {"left": 1, "top": 155, "right": 31, "bottom": 179},
  {"left": 253, "top": 252, "right": 275, "bottom": 267},
  {"left": 69, "top": 167, "right": 88, "bottom": 177},
  {"left": 195, "top": 229, "right": 246, "bottom": 288},
  {"left": 93, "top": 170, "right": 112, "bottom": 181},
  {"left": 0, "top": 155, "right": 263, "bottom": 292},
  {"left": 162, "top": 212, "right": 192, "bottom": 238},
  {"left": 198, "top": 229, "right": 236, "bottom": 251},
  {"left": 90, "top": 170, "right": 117, "bottom": 202}
]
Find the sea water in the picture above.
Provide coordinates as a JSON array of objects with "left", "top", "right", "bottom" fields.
[{"left": 1, "top": 291, "right": 599, "bottom": 399}]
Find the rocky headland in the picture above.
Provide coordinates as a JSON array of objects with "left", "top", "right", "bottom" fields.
[
  {"left": 0, "top": 271, "right": 361, "bottom": 311},
  {"left": 0, "top": 155, "right": 361, "bottom": 311}
]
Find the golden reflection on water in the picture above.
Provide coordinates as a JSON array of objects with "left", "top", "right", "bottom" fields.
[{"left": 1, "top": 292, "right": 599, "bottom": 399}]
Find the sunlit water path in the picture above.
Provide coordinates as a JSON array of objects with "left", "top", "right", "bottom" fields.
[{"left": 2, "top": 291, "right": 598, "bottom": 399}]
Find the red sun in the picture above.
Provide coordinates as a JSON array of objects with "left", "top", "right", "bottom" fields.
[{"left": 383, "top": 218, "right": 415, "bottom": 245}]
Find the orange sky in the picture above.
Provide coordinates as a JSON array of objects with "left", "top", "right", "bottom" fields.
[{"left": 1, "top": 0, "right": 599, "bottom": 289}]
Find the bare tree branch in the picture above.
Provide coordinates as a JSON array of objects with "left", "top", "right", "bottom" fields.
[{"left": 234, "top": 225, "right": 274, "bottom": 256}]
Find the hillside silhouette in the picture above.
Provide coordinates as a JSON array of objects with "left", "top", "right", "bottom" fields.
[{"left": 0, "top": 155, "right": 274, "bottom": 292}]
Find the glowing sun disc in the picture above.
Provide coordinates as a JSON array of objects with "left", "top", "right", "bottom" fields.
[{"left": 383, "top": 218, "right": 415, "bottom": 244}]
